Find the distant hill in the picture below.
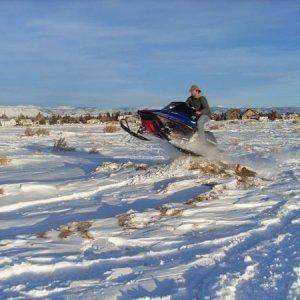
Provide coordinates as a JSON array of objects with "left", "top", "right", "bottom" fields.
[
  {"left": 0, "top": 106, "right": 42, "bottom": 118},
  {"left": 0, "top": 105, "right": 299, "bottom": 118},
  {"left": 211, "top": 107, "right": 300, "bottom": 114}
]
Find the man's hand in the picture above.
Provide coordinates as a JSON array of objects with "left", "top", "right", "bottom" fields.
[{"left": 195, "top": 110, "right": 202, "bottom": 117}]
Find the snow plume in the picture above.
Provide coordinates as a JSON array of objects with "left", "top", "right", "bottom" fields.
[{"left": 187, "top": 135, "right": 224, "bottom": 161}]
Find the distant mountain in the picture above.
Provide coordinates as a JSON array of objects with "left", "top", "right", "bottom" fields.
[
  {"left": 0, "top": 105, "right": 298, "bottom": 118},
  {"left": 211, "top": 106, "right": 300, "bottom": 114}
]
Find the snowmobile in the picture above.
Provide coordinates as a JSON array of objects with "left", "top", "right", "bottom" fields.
[{"left": 119, "top": 101, "right": 217, "bottom": 156}]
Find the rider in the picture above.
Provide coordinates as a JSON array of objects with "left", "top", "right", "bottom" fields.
[{"left": 186, "top": 84, "right": 211, "bottom": 137}]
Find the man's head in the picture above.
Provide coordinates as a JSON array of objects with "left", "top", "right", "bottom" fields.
[{"left": 189, "top": 84, "right": 201, "bottom": 97}]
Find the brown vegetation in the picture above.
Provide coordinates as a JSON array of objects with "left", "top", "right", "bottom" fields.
[
  {"left": 188, "top": 160, "right": 233, "bottom": 177},
  {"left": 234, "top": 164, "right": 257, "bottom": 177},
  {"left": 58, "top": 221, "right": 93, "bottom": 239},
  {"left": 25, "top": 128, "right": 50, "bottom": 136},
  {"left": 158, "top": 205, "right": 183, "bottom": 217},
  {"left": 185, "top": 193, "right": 212, "bottom": 206},
  {"left": 117, "top": 213, "right": 138, "bottom": 229},
  {"left": 53, "top": 138, "right": 75, "bottom": 152},
  {"left": 135, "top": 163, "right": 149, "bottom": 171},
  {"left": 0, "top": 188, "right": 4, "bottom": 195},
  {"left": 103, "top": 122, "right": 120, "bottom": 133},
  {"left": 0, "top": 156, "right": 11, "bottom": 165}
]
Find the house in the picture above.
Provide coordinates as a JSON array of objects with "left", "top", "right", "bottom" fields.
[
  {"left": 87, "top": 118, "right": 101, "bottom": 125},
  {"left": 283, "top": 113, "right": 298, "bottom": 120},
  {"left": 225, "top": 108, "right": 241, "bottom": 120},
  {"left": 0, "top": 118, "right": 16, "bottom": 127},
  {"left": 259, "top": 116, "right": 269, "bottom": 122},
  {"left": 18, "top": 118, "right": 33, "bottom": 126},
  {"left": 294, "top": 116, "right": 300, "bottom": 124},
  {"left": 242, "top": 109, "right": 259, "bottom": 120}
]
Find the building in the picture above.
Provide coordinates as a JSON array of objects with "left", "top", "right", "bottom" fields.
[
  {"left": 0, "top": 118, "right": 17, "bottom": 127},
  {"left": 87, "top": 118, "right": 101, "bottom": 125},
  {"left": 225, "top": 108, "right": 241, "bottom": 120},
  {"left": 18, "top": 119, "right": 33, "bottom": 126},
  {"left": 259, "top": 116, "right": 269, "bottom": 122},
  {"left": 242, "top": 109, "right": 259, "bottom": 120}
]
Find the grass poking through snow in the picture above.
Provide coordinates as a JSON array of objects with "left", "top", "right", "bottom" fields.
[
  {"left": 53, "top": 138, "right": 75, "bottom": 152},
  {"left": 24, "top": 128, "right": 50, "bottom": 137},
  {"left": 0, "top": 156, "right": 11, "bottom": 165}
]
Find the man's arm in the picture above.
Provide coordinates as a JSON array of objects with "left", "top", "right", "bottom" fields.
[{"left": 196, "top": 97, "right": 211, "bottom": 117}]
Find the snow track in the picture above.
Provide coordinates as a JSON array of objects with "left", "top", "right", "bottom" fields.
[{"left": 0, "top": 122, "right": 299, "bottom": 299}]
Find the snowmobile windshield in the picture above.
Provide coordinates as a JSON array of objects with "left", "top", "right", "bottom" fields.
[{"left": 163, "top": 102, "right": 195, "bottom": 118}]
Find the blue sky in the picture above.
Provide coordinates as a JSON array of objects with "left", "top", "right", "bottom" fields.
[{"left": 0, "top": 0, "right": 299, "bottom": 108}]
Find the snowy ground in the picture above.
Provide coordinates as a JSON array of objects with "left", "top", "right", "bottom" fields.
[{"left": 0, "top": 120, "right": 299, "bottom": 299}]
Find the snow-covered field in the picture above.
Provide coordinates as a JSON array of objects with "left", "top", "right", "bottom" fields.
[{"left": 0, "top": 121, "right": 299, "bottom": 299}]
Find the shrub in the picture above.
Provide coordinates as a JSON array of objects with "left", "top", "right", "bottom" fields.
[
  {"left": 25, "top": 128, "right": 50, "bottom": 136},
  {"left": 58, "top": 225, "right": 73, "bottom": 239},
  {"left": 76, "top": 221, "right": 92, "bottom": 239},
  {"left": 158, "top": 205, "right": 183, "bottom": 217},
  {"left": 0, "top": 156, "right": 11, "bottom": 165},
  {"left": 24, "top": 127, "right": 35, "bottom": 136},
  {"left": 0, "top": 188, "right": 4, "bottom": 195},
  {"left": 103, "top": 123, "right": 119, "bottom": 133},
  {"left": 53, "top": 138, "right": 75, "bottom": 152},
  {"left": 58, "top": 221, "right": 93, "bottom": 239},
  {"left": 35, "top": 128, "right": 50, "bottom": 136}
]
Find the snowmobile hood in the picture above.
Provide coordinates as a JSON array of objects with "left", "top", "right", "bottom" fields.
[{"left": 138, "top": 108, "right": 197, "bottom": 130}]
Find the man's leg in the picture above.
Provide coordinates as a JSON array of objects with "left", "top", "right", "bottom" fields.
[{"left": 197, "top": 114, "right": 210, "bottom": 137}]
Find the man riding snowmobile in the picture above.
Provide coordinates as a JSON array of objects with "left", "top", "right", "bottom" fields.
[
  {"left": 186, "top": 84, "right": 211, "bottom": 139},
  {"left": 119, "top": 84, "right": 216, "bottom": 156}
]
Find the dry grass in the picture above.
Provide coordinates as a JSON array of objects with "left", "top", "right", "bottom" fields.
[
  {"left": 76, "top": 221, "right": 93, "bottom": 239},
  {"left": 158, "top": 205, "right": 183, "bottom": 217},
  {"left": 103, "top": 123, "right": 120, "bottom": 133},
  {"left": 36, "top": 231, "right": 47, "bottom": 239},
  {"left": 25, "top": 128, "right": 50, "bottom": 136},
  {"left": 117, "top": 213, "right": 148, "bottom": 229},
  {"left": 117, "top": 213, "right": 136, "bottom": 229},
  {"left": 188, "top": 159, "right": 257, "bottom": 180},
  {"left": 237, "top": 177, "right": 259, "bottom": 189},
  {"left": 0, "top": 156, "right": 11, "bottom": 165},
  {"left": 188, "top": 160, "right": 233, "bottom": 177},
  {"left": 185, "top": 193, "right": 212, "bottom": 206},
  {"left": 230, "top": 137, "right": 240, "bottom": 145},
  {"left": 58, "top": 221, "right": 93, "bottom": 239},
  {"left": 89, "top": 147, "right": 99, "bottom": 154},
  {"left": 58, "top": 225, "right": 73, "bottom": 239},
  {"left": 234, "top": 164, "right": 256, "bottom": 177},
  {"left": 135, "top": 163, "right": 148, "bottom": 171},
  {"left": 53, "top": 138, "right": 75, "bottom": 152}
]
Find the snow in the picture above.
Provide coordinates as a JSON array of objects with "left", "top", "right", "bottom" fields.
[
  {"left": 0, "top": 106, "right": 42, "bottom": 118},
  {"left": 0, "top": 120, "right": 299, "bottom": 299}
]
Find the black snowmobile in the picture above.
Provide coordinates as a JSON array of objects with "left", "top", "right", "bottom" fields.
[{"left": 120, "top": 102, "right": 217, "bottom": 156}]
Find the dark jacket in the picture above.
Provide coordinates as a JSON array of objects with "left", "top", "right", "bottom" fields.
[{"left": 186, "top": 95, "right": 211, "bottom": 117}]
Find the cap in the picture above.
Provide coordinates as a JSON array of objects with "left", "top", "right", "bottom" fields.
[{"left": 189, "top": 84, "right": 201, "bottom": 92}]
